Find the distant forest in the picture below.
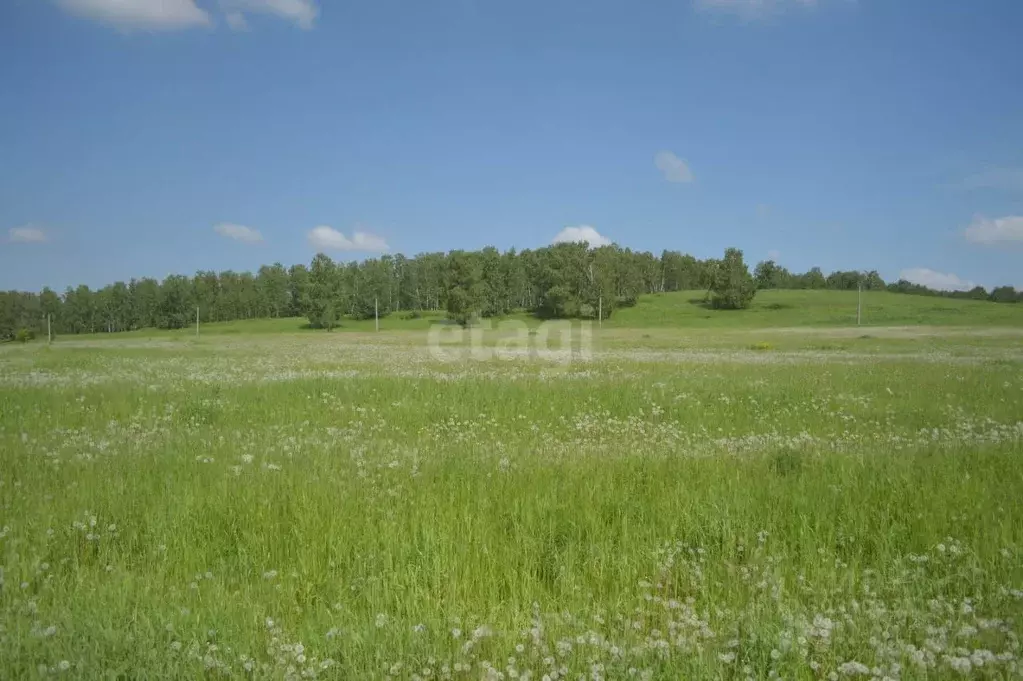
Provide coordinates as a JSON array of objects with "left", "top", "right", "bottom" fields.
[{"left": 2, "top": 243, "right": 1020, "bottom": 341}]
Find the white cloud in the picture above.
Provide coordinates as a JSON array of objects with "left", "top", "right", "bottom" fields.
[
  {"left": 551, "top": 226, "right": 612, "bottom": 248},
  {"left": 214, "top": 222, "right": 263, "bottom": 243},
  {"left": 960, "top": 168, "right": 1023, "bottom": 193},
  {"left": 899, "top": 268, "right": 977, "bottom": 292},
  {"left": 964, "top": 215, "right": 1023, "bottom": 246},
  {"left": 219, "top": 0, "right": 319, "bottom": 29},
  {"left": 767, "top": 249, "right": 781, "bottom": 261},
  {"left": 57, "top": 0, "right": 212, "bottom": 30},
  {"left": 695, "top": 0, "right": 822, "bottom": 20},
  {"left": 8, "top": 226, "right": 48, "bottom": 243},
  {"left": 654, "top": 150, "right": 694, "bottom": 184},
  {"left": 225, "top": 11, "right": 249, "bottom": 30},
  {"left": 308, "top": 226, "right": 389, "bottom": 253}
]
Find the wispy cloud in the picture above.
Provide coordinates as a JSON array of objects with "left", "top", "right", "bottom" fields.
[
  {"left": 214, "top": 222, "right": 264, "bottom": 243},
  {"left": 8, "top": 226, "right": 49, "bottom": 243},
  {"left": 960, "top": 168, "right": 1023, "bottom": 193},
  {"left": 695, "top": 0, "right": 823, "bottom": 20},
  {"left": 767, "top": 249, "right": 781, "bottom": 261},
  {"left": 552, "top": 226, "right": 612, "bottom": 248},
  {"left": 964, "top": 215, "right": 1023, "bottom": 247},
  {"left": 219, "top": 0, "right": 319, "bottom": 29},
  {"left": 654, "top": 151, "right": 694, "bottom": 184},
  {"left": 56, "top": 0, "right": 319, "bottom": 31},
  {"left": 308, "top": 226, "right": 389, "bottom": 253},
  {"left": 224, "top": 12, "right": 249, "bottom": 30},
  {"left": 899, "top": 267, "right": 977, "bottom": 292},
  {"left": 57, "top": 0, "right": 212, "bottom": 31}
]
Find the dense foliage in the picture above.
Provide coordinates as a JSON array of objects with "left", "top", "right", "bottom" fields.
[
  {"left": 2, "top": 243, "right": 1021, "bottom": 340},
  {"left": 710, "top": 248, "right": 757, "bottom": 310}
]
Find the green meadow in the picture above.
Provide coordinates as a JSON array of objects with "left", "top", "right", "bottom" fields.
[
  {"left": 2, "top": 291, "right": 1022, "bottom": 679},
  {"left": 57, "top": 290, "right": 1023, "bottom": 338}
]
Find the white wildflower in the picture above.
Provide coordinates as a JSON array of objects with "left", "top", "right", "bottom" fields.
[{"left": 838, "top": 660, "right": 870, "bottom": 675}]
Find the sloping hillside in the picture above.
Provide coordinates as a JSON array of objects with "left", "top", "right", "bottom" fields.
[{"left": 608, "top": 289, "right": 1023, "bottom": 328}]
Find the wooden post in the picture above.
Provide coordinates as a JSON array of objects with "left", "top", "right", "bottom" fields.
[
  {"left": 47, "top": 314, "right": 51, "bottom": 344},
  {"left": 598, "top": 296, "right": 602, "bottom": 329},
  {"left": 196, "top": 306, "right": 200, "bottom": 338},
  {"left": 375, "top": 298, "right": 379, "bottom": 332}
]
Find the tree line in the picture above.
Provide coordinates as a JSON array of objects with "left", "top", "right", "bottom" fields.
[{"left": 1, "top": 243, "right": 1020, "bottom": 341}]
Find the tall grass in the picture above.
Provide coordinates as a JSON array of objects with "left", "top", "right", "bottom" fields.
[{"left": 1, "top": 334, "right": 1021, "bottom": 679}]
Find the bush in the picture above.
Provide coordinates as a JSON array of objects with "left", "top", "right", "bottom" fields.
[
  {"left": 15, "top": 328, "right": 35, "bottom": 343},
  {"left": 616, "top": 294, "right": 639, "bottom": 308}
]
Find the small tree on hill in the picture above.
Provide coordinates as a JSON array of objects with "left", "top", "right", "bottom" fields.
[{"left": 711, "top": 248, "right": 756, "bottom": 310}]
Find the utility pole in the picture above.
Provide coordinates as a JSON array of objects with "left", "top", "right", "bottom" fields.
[
  {"left": 375, "top": 298, "right": 379, "bottom": 332},
  {"left": 196, "top": 306, "right": 200, "bottom": 338},
  {"left": 598, "top": 296, "right": 602, "bottom": 329},
  {"left": 857, "top": 279, "right": 862, "bottom": 326},
  {"left": 47, "top": 314, "right": 51, "bottom": 344}
]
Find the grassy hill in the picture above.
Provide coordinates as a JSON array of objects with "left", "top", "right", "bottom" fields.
[
  {"left": 608, "top": 289, "right": 1023, "bottom": 328},
  {"left": 47, "top": 289, "right": 1023, "bottom": 341}
]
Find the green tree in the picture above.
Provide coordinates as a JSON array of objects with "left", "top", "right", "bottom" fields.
[
  {"left": 349, "top": 257, "right": 391, "bottom": 320},
  {"left": 287, "top": 265, "right": 310, "bottom": 317},
  {"left": 157, "top": 275, "right": 193, "bottom": 329},
  {"left": 304, "top": 253, "right": 341, "bottom": 330},
  {"left": 965, "top": 286, "right": 988, "bottom": 300},
  {"left": 193, "top": 271, "right": 221, "bottom": 323},
  {"left": 258, "top": 263, "right": 290, "bottom": 318},
  {"left": 754, "top": 260, "right": 783, "bottom": 289},
  {"left": 589, "top": 246, "right": 620, "bottom": 319},
  {"left": 39, "top": 287, "right": 61, "bottom": 331},
  {"left": 445, "top": 250, "right": 484, "bottom": 326},
  {"left": 862, "top": 270, "right": 886, "bottom": 291},
  {"left": 797, "top": 267, "right": 826, "bottom": 290},
  {"left": 0, "top": 292, "right": 43, "bottom": 341},
  {"left": 503, "top": 248, "right": 529, "bottom": 310},
  {"left": 131, "top": 278, "right": 160, "bottom": 329},
  {"left": 661, "top": 250, "right": 702, "bottom": 291},
  {"left": 63, "top": 285, "right": 95, "bottom": 333},
  {"left": 990, "top": 286, "right": 1018, "bottom": 304},
  {"left": 710, "top": 248, "right": 757, "bottom": 310},
  {"left": 479, "top": 246, "right": 507, "bottom": 316}
]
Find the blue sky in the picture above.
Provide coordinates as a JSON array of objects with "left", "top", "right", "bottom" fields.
[{"left": 1, "top": 0, "right": 1022, "bottom": 293}]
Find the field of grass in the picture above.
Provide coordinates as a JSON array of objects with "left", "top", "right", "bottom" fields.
[
  {"left": 613, "top": 290, "right": 1023, "bottom": 328},
  {"left": 2, "top": 311, "right": 1023, "bottom": 679},
  {"left": 51, "top": 290, "right": 1023, "bottom": 342}
]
